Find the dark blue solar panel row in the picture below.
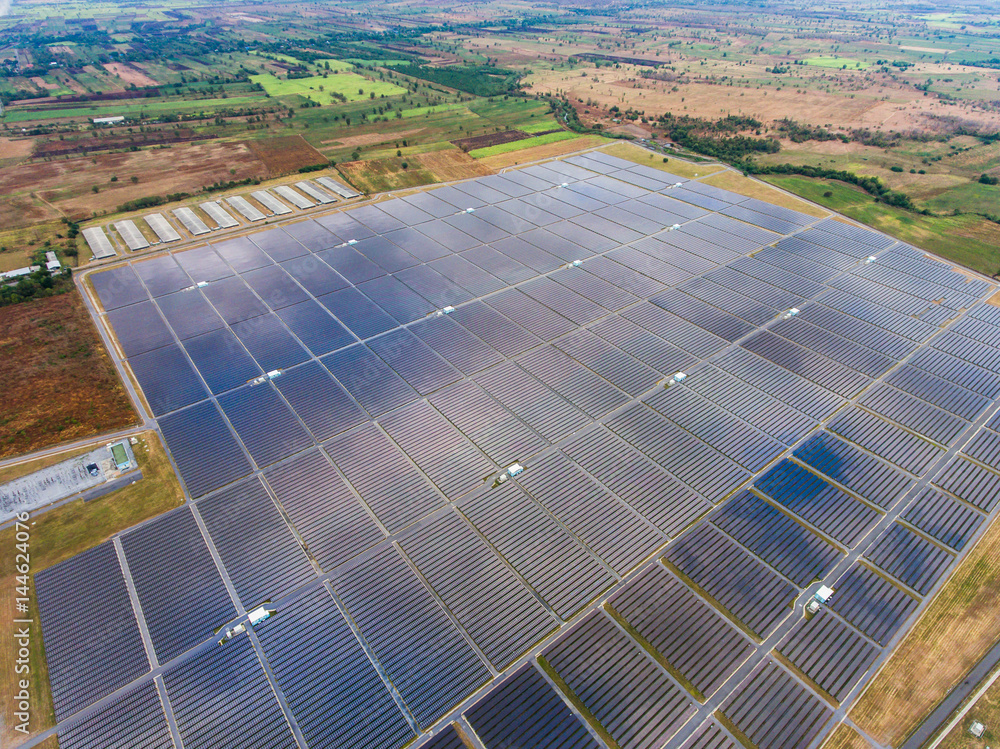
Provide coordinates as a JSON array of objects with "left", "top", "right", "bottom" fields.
[
  {"left": 909, "top": 346, "right": 1000, "bottom": 401},
  {"left": 754, "top": 460, "right": 880, "bottom": 548},
  {"left": 400, "top": 510, "right": 555, "bottom": 669},
  {"left": 256, "top": 587, "right": 416, "bottom": 749},
  {"left": 720, "top": 658, "right": 832, "bottom": 749},
  {"left": 128, "top": 343, "right": 208, "bottom": 417},
  {"left": 778, "top": 609, "right": 879, "bottom": 703},
  {"left": 163, "top": 634, "right": 297, "bottom": 749},
  {"left": 518, "top": 452, "right": 665, "bottom": 575},
  {"left": 678, "top": 364, "right": 814, "bottom": 445},
  {"left": 158, "top": 400, "right": 253, "bottom": 498},
  {"left": 609, "top": 563, "right": 753, "bottom": 700},
  {"left": 795, "top": 303, "right": 915, "bottom": 361},
  {"left": 902, "top": 487, "right": 984, "bottom": 552},
  {"left": 859, "top": 382, "right": 968, "bottom": 447},
  {"left": 219, "top": 383, "right": 313, "bottom": 469},
  {"left": 518, "top": 344, "right": 629, "bottom": 420},
  {"left": 334, "top": 545, "right": 491, "bottom": 727},
  {"left": 964, "top": 428, "right": 1000, "bottom": 472},
  {"left": 543, "top": 611, "right": 696, "bottom": 749},
  {"left": 818, "top": 288, "right": 936, "bottom": 342},
  {"left": 794, "top": 432, "right": 913, "bottom": 509},
  {"left": 864, "top": 523, "right": 954, "bottom": 596},
  {"left": 742, "top": 331, "right": 870, "bottom": 399},
  {"left": 325, "top": 422, "right": 443, "bottom": 533},
  {"left": 664, "top": 522, "right": 796, "bottom": 640},
  {"left": 460, "top": 481, "right": 616, "bottom": 618},
  {"left": 380, "top": 400, "right": 493, "bottom": 500},
  {"left": 263, "top": 449, "right": 383, "bottom": 571},
  {"left": 769, "top": 315, "right": 895, "bottom": 379},
  {"left": 466, "top": 663, "right": 601, "bottom": 749},
  {"left": 607, "top": 402, "right": 750, "bottom": 503},
  {"left": 829, "top": 563, "right": 918, "bottom": 646},
  {"left": 885, "top": 365, "right": 989, "bottom": 422},
  {"left": 650, "top": 288, "right": 755, "bottom": 342},
  {"left": 121, "top": 506, "right": 236, "bottom": 663},
  {"left": 58, "top": 681, "right": 172, "bottom": 749},
  {"left": 562, "top": 426, "right": 710, "bottom": 537},
  {"left": 92, "top": 265, "right": 149, "bottom": 310},
  {"left": 712, "top": 347, "right": 842, "bottom": 422},
  {"left": 37, "top": 541, "right": 149, "bottom": 719},
  {"left": 273, "top": 361, "right": 367, "bottom": 441},
  {"left": 711, "top": 491, "right": 842, "bottom": 587},
  {"left": 828, "top": 407, "right": 943, "bottom": 476},
  {"left": 933, "top": 456, "right": 1000, "bottom": 512},
  {"left": 197, "top": 477, "right": 314, "bottom": 608}
]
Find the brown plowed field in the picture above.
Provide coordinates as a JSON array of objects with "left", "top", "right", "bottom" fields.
[
  {"left": 0, "top": 292, "right": 137, "bottom": 459},
  {"left": 245, "top": 134, "right": 327, "bottom": 175}
]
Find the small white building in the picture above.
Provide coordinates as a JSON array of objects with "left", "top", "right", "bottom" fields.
[
  {"left": 45, "top": 251, "right": 61, "bottom": 271},
  {"left": 969, "top": 720, "right": 985, "bottom": 738},
  {"left": 92, "top": 115, "right": 125, "bottom": 125}
]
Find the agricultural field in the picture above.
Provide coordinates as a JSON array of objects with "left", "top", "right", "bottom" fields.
[
  {"left": 0, "top": 292, "right": 136, "bottom": 459},
  {"left": 250, "top": 72, "right": 406, "bottom": 104}
]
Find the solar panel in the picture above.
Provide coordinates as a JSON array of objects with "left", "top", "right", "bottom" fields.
[
  {"left": 754, "top": 459, "right": 878, "bottom": 548},
  {"left": 218, "top": 383, "right": 313, "bottom": 468},
  {"left": 864, "top": 522, "right": 954, "bottom": 595},
  {"left": 230, "top": 313, "right": 311, "bottom": 371},
  {"left": 107, "top": 300, "right": 173, "bottom": 357},
  {"left": 275, "top": 299, "right": 354, "bottom": 356},
  {"left": 121, "top": 506, "right": 236, "bottom": 662},
  {"left": 163, "top": 634, "right": 297, "bottom": 749},
  {"left": 91, "top": 266, "right": 148, "bottom": 310},
  {"left": 128, "top": 343, "right": 208, "bottom": 416},
  {"left": 318, "top": 286, "right": 396, "bottom": 339},
  {"left": 197, "top": 477, "right": 314, "bottom": 607},
  {"left": 156, "top": 288, "right": 225, "bottom": 339},
  {"left": 829, "top": 563, "right": 918, "bottom": 645},
  {"left": 902, "top": 487, "right": 984, "bottom": 552},
  {"left": 367, "top": 328, "right": 462, "bottom": 395},
  {"left": 460, "top": 481, "right": 615, "bottom": 618},
  {"left": 400, "top": 511, "right": 555, "bottom": 669},
  {"left": 778, "top": 609, "right": 879, "bottom": 703},
  {"left": 255, "top": 587, "right": 415, "bottom": 749},
  {"left": 465, "top": 664, "right": 602, "bottom": 749},
  {"left": 202, "top": 275, "right": 269, "bottom": 324},
  {"left": 518, "top": 452, "right": 665, "bottom": 575},
  {"left": 326, "top": 423, "right": 443, "bottom": 532},
  {"left": 174, "top": 245, "right": 232, "bottom": 282},
  {"left": 211, "top": 236, "right": 272, "bottom": 272},
  {"left": 37, "top": 542, "right": 149, "bottom": 719},
  {"left": 542, "top": 610, "right": 696, "bottom": 749},
  {"left": 242, "top": 264, "right": 311, "bottom": 310},
  {"left": 273, "top": 360, "right": 366, "bottom": 441},
  {"left": 58, "top": 681, "right": 171, "bottom": 749},
  {"left": 133, "top": 254, "right": 191, "bottom": 297},
  {"left": 664, "top": 523, "right": 795, "bottom": 639},
  {"left": 334, "top": 545, "right": 491, "bottom": 727},
  {"left": 264, "top": 450, "right": 383, "bottom": 571},
  {"left": 183, "top": 326, "right": 261, "bottom": 395},
  {"left": 720, "top": 658, "right": 832, "bottom": 749},
  {"left": 158, "top": 400, "right": 253, "bottom": 497},
  {"left": 321, "top": 344, "right": 417, "bottom": 417},
  {"left": 315, "top": 246, "right": 385, "bottom": 285}
]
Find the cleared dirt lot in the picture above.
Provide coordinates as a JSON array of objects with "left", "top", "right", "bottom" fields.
[{"left": 0, "top": 141, "right": 266, "bottom": 225}]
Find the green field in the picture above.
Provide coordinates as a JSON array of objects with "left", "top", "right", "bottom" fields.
[
  {"left": 803, "top": 56, "right": 870, "bottom": 69},
  {"left": 469, "top": 130, "right": 580, "bottom": 158},
  {"left": 251, "top": 72, "right": 405, "bottom": 104},
  {"left": 2, "top": 95, "right": 270, "bottom": 123},
  {"left": 764, "top": 175, "right": 1000, "bottom": 276}
]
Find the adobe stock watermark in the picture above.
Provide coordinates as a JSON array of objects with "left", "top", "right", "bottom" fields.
[{"left": 12, "top": 510, "right": 32, "bottom": 735}]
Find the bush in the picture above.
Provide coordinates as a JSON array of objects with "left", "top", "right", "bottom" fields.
[
  {"left": 979, "top": 173, "right": 999, "bottom": 186},
  {"left": 890, "top": 166, "right": 904, "bottom": 173},
  {"left": 823, "top": 191, "right": 833, "bottom": 198}
]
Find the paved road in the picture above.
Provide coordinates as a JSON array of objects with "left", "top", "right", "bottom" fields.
[{"left": 901, "top": 638, "right": 1000, "bottom": 749}]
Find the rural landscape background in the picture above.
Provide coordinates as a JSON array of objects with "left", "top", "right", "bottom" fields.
[{"left": 2, "top": 0, "right": 1000, "bottom": 748}]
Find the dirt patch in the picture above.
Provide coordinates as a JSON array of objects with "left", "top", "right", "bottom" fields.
[
  {"left": 821, "top": 724, "right": 870, "bottom": 749},
  {"left": 30, "top": 76, "right": 58, "bottom": 91},
  {"left": 245, "top": 134, "right": 326, "bottom": 175},
  {"left": 321, "top": 127, "right": 424, "bottom": 148},
  {"left": 850, "top": 508, "right": 1000, "bottom": 745},
  {"left": 336, "top": 150, "right": 491, "bottom": 194},
  {"left": 0, "top": 292, "right": 137, "bottom": 459},
  {"left": 986, "top": 289, "right": 1000, "bottom": 307},
  {"left": 0, "top": 137, "right": 36, "bottom": 160},
  {"left": 416, "top": 149, "right": 493, "bottom": 181},
  {"left": 452, "top": 129, "right": 532, "bottom": 151},
  {"left": 702, "top": 170, "right": 829, "bottom": 217},
  {"left": 102, "top": 63, "right": 159, "bottom": 87},
  {"left": 0, "top": 142, "right": 266, "bottom": 222},
  {"left": 598, "top": 142, "right": 723, "bottom": 178},
  {"left": 0, "top": 195, "right": 62, "bottom": 233}
]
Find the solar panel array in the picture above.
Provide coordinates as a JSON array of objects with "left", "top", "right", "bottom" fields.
[{"left": 40, "top": 148, "right": 1000, "bottom": 748}]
